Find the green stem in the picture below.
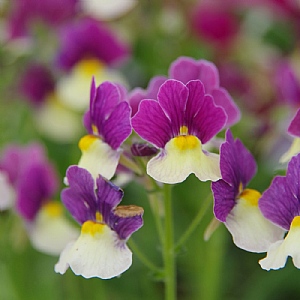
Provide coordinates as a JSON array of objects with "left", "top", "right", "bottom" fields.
[
  {"left": 175, "top": 194, "right": 212, "bottom": 253},
  {"left": 163, "top": 184, "right": 176, "bottom": 300},
  {"left": 128, "top": 239, "right": 162, "bottom": 273}
]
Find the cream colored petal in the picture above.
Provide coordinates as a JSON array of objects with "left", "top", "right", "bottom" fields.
[
  {"left": 225, "top": 196, "right": 285, "bottom": 253},
  {"left": 279, "top": 137, "right": 300, "bottom": 164},
  {"left": 260, "top": 217, "right": 300, "bottom": 270},
  {"left": 147, "top": 136, "right": 221, "bottom": 184},
  {"left": 0, "top": 171, "right": 15, "bottom": 210},
  {"left": 55, "top": 225, "right": 132, "bottom": 279},
  {"left": 28, "top": 203, "right": 79, "bottom": 256},
  {"left": 78, "top": 137, "right": 121, "bottom": 180},
  {"left": 81, "top": 0, "right": 137, "bottom": 20}
]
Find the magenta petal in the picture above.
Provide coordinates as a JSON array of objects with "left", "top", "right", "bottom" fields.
[
  {"left": 102, "top": 101, "right": 132, "bottom": 149},
  {"left": 61, "top": 166, "right": 97, "bottom": 224},
  {"left": 288, "top": 108, "right": 300, "bottom": 137},
  {"left": 211, "top": 88, "right": 240, "bottom": 126},
  {"left": 96, "top": 176, "right": 123, "bottom": 225},
  {"left": 157, "top": 80, "right": 188, "bottom": 136},
  {"left": 186, "top": 80, "right": 226, "bottom": 144},
  {"left": 132, "top": 99, "right": 172, "bottom": 148},
  {"left": 16, "top": 162, "right": 58, "bottom": 221}
]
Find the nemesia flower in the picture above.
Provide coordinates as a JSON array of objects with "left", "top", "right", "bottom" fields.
[
  {"left": 212, "top": 130, "right": 284, "bottom": 252},
  {"left": 77, "top": 79, "right": 132, "bottom": 180},
  {"left": 16, "top": 156, "right": 79, "bottom": 255},
  {"left": 169, "top": 56, "right": 240, "bottom": 126},
  {"left": 80, "top": 0, "right": 137, "bottom": 20},
  {"left": 132, "top": 79, "right": 227, "bottom": 184},
  {"left": 259, "top": 153, "right": 300, "bottom": 270},
  {"left": 55, "top": 17, "right": 129, "bottom": 111},
  {"left": 55, "top": 166, "right": 144, "bottom": 279}
]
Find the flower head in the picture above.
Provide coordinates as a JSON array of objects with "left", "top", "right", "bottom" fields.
[
  {"left": 77, "top": 79, "right": 132, "bottom": 180},
  {"left": 212, "top": 130, "right": 284, "bottom": 252},
  {"left": 259, "top": 153, "right": 300, "bottom": 270},
  {"left": 132, "top": 79, "right": 227, "bottom": 184},
  {"left": 55, "top": 166, "right": 143, "bottom": 279}
]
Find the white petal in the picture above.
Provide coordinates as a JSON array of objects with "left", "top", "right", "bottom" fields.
[
  {"left": 78, "top": 136, "right": 121, "bottom": 180},
  {"left": 57, "top": 62, "right": 127, "bottom": 112},
  {"left": 0, "top": 171, "right": 15, "bottom": 210},
  {"left": 279, "top": 137, "right": 300, "bottom": 163},
  {"left": 55, "top": 224, "right": 132, "bottom": 279},
  {"left": 28, "top": 203, "right": 79, "bottom": 255},
  {"left": 35, "top": 94, "right": 83, "bottom": 143},
  {"left": 147, "top": 136, "right": 221, "bottom": 184},
  {"left": 259, "top": 218, "right": 300, "bottom": 270},
  {"left": 225, "top": 194, "right": 285, "bottom": 253},
  {"left": 81, "top": 0, "right": 137, "bottom": 20}
]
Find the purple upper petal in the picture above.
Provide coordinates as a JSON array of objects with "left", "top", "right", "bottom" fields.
[
  {"left": 102, "top": 101, "right": 132, "bottom": 149},
  {"left": 61, "top": 166, "right": 97, "bottom": 224},
  {"left": 158, "top": 80, "right": 188, "bottom": 137},
  {"left": 96, "top": 176, "right": 123, "bottom": 225},
  {"left": 259, "top": 154, "right": 300, "bottom": 230},
  {"left": 212, "top": 130, "right": 257, "bottom": 221},
  {"left": 132, "top": 99, "right": 172, "bottom": 148},
  {"left": 111, "top": 213, "right": 143, "bottom": 240},
  {"left": 16, "top": 162, "right": 58, "bottom": 221},
  {"left": 55, "top": 17, "right": 129, "bottom": 71},
  {"left": 186, "top": 80, "right": 226, "bottom": 144},
  {"left": 288, "top": 108, "right": 300, "bottom": 137}
]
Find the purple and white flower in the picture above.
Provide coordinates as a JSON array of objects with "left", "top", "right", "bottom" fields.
[
  {"left": 212, "top": 130, "right": 284, "bottom": 252},
  {"left": 132, "top": 79, "right": 227, "bottom": 184},
  {"left": 259, "top": 153, "right": 300, "bottom": 270},
  {"left": 55, "top": 166, "right": 144, "bottom": 279},
  {"left": 77, "top": 79, "right": 132, "bottom": 180}
]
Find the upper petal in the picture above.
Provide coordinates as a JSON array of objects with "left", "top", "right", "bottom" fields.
[{"left": 288, "top": 108, "right": 300, "bottom": 137}]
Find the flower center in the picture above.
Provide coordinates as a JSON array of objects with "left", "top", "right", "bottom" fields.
[
  {"left": 291, "top": 216, "right": 300, "bottom": 228},
  {"left": 75, "top": 58, "right": 105, "bottom": 76},
  {"left": 43, "top": 201, "right": 63, "bottom": 217},
  {"left": 239, "top": 188, "right": 261, "bottom": 206},
  {"left": 81, "top": 220, "right": 105, "bottom": 236},
  {"left": 78, "top": 134, "right": 99, "bottom": 151},
  {"left": 173, "top": 125, "right": 200, "bottom": 151}
]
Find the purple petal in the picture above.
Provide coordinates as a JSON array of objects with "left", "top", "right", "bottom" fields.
[
  {"left": 111, "top": 213, "right": 143, "bottom": 240},
  {"left": 16, "top": 162, "right": 58, "bottom": 221},
  {"left": 169, "top": 57, "right": 219, "bottom": 92},
  {"left": 89, "top": 81, "right": 121, "bottom": 134},
  {"left": 132, "top": 99, "right": 172, "bottom": 148},
  {"left": 157, "top": 79, "right": 188, "bottom": 136},
  {"left": 220, "top": 130, "right": 257, "bottom": 188},
  {"left": 55, "top": 18, "right": 129, "bottom": 71},
  {"left": 186, "top": 80, "right": 226, "bottom": 144},
  {"left": 96, "top": 176, "right": 123, "bottom": 225},
  {"left": 102, "top": 101, "right": 132, "bottom": 149},
  {"left": 288, "top": 108, "right": 300, "bottom": 137},
  {"left": 211, "top": 88, "right": 240, "bottom": 126},
  {"left": 61, "top": 166, "right": 97, "bottom": 224},
  {"left": 259, "top": 176, "right": 298, "bottom": 230},
  {"left": 131, "top": 143, "right": 159, "bottom": 156},
  {"left": 212, "top": 180, "right": 236, "bottom": 222}
]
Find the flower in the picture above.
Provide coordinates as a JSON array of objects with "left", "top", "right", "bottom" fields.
[
  {"left": 55, "top": 166, "right": 144, "bottom": 279},
  {"left": 77, "top": 79, "right": 132, "bottom": 180},
  {"left": 55, "top": 17, "right": 129, "bottom": 111},
  {"left": 132, "top": 79, "right": 227, "bottom": 184},
  {"left": 169, "top": 56, "right": 240, "bottom": 126},
  {"left": 259, "top": 153, "right": 300, "bottom": 270},
  {"left": 212, "top": 130, "right": 284, "bottom": 252}
]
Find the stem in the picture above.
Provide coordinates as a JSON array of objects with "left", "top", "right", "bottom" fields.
[
  {"left": 175, "top": 194, "right": 212, "bottom": 253},
  {"left": 163, "top": 184, "right": 176, "bottom": 300}
]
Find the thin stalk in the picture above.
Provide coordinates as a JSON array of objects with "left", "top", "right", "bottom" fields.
[
  {"left": 175, "top": 194, "right": 212, "bottom": 253},
  {"left": 163, "top": 184, "right": 176, "bottom": 300}
]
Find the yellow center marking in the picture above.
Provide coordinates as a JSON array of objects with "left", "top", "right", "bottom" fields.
[
  {"left": 173, "top": 125, "right": 200, "bottom": 151},
  {"left": 43, "top": 201, "right": 63, "bottom": 217},
  {"left": 78, "top": 135, "right": 98, "bottom": 151},
  {"left": 291, "top": 216, "right": 300, "bottom": 228},
  {"left": 91, "top": 124, "right": 99, "bottom": 135},
  {"left": 180, "top": 125, "right": 188, "bottom": 135},
  {"left": 81, "top": 220, "right": 105, "bottom": 236},
  {"left": 95, "top": 211, "right": 103, "bottom": 222},
  {"left": 76, "top": 58, "right": 104, "bottom": 76},
  {"left": 239, "top": 188, "right": 261, "bottom": 206}
]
